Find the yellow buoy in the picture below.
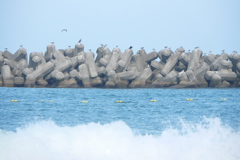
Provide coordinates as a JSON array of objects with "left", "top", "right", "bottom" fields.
[
  {"left": 150, "top": 100, "right": 157, "bottom": 102},
  {"left": 40, "top": 100, "right": 44, "bottom": 102},
  {"left": 220, "top": 99, "right": 227, "bottom": 100},
  {"left": 11, "top": 100, "right": 18, "bottom": 102},
  {"left": 50, "top": 100, "right": 53, "bottom": 102},
  {"left": 186, "top": 98, "right": 193, "bottom": 101},
  {"left": 82, "top": 101, "right": 88, "bottom": 103},
  {"left": 116, "top": 101, "right": 122, "bottom": 103}
]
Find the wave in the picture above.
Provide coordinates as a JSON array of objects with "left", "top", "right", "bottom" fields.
[{"left": 0, "top": 118, "right": 239, "bottom": 160}]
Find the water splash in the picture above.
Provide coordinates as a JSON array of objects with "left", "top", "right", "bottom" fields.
[{"left": 0, "top": 118, "right": 239, "bottom": 160}]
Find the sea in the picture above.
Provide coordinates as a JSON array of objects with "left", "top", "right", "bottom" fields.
[{"left": 0, "top": 87, "right": 239, "bottom": 160}]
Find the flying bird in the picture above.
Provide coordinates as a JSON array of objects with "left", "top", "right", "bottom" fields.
[
  {"left": 78, "top": 39, "right": 81, "bottom": 43},
  {"left": 129, "top": 46, "right": 133, "bottom": 49},
  {"left": 62, "top": 29, "right": 67, "bottom": 32}
]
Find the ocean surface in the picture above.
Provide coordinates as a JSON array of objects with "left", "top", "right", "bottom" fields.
[{"left": 0, "top": 87, "right": 240, "bottom": 160}]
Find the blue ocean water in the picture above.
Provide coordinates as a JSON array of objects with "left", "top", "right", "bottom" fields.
[{"left": 0, "top": 88, "right": 240, "bottom": 160}]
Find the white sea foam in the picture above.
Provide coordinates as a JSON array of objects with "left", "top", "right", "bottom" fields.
[{"left": 0, "top": 118, "right": 239, "bottom": 160}]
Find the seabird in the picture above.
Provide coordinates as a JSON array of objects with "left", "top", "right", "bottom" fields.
[
  {"left": 153, "top": 48, "right": 155, "bottom": 51},
  {"left": 129, "top": 46, "right": 133, "bottom": 49},
  {"left": 116, "top": 45, "right": 118, "bottom": 48},
  {"left": 20, "top": 45, "right": 23, "bottom": 48},
  {"left": 51, "top": 42, "right": 54, "bottom": 44},
  {"left": 89, "top": 49, "right": 91, "bottom": 52},
  {"left": 222, "top": 50, "right": 225, "bottom": 53},
  {"left": 100, "top": 44, "right": 104, "bottom": 46},
  {"left": 68, "top": 46, "right": 71, "bottom": 48},
  {"left": 62, "top": 29, "right": 67, "bottom": 32},
  {"left": 78, "top": 39, "right": 81, "bottom": 43},
  {"left": 5, "top": 48, "right": 7, "bottom": 51},
  {"left": 195, "top": 46, "right": 199, "bottom": 49},
  {"left": 104, "top": 44, "right": 107, "bottom": 47},
  {"left": 164, "top": 46, "right": 168, "bottom": 49},
  {"left": 141, "top": 47, "right": 144, "bottom": 50}
]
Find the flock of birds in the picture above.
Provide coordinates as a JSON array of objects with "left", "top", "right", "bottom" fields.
[{"left": 2, "top": 29, "right": 238, "bottom": 55}]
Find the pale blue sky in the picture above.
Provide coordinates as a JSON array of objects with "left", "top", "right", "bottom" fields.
[{"left": 1, "top": 0, "right": 239, "bottom": 55}]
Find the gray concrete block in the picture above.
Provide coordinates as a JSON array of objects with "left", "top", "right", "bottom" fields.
[
  {"left": 216, "top": 70, "right": 237, "bottom": 81},
  {"left": 57, "top": 78, "right": 79, "bottom": 88},
  {"left": 74, "top": 43, "right": 84, "bottom": 56},
  {"left": 150, "top": 61, "right": 165, "bottom": 71},
  {"left": 85, "top": 51, "right": 98, "bottom": 78},
  {"left": 55, "top": 60, "right": 72, "bottom": 72},
  {"left": 24, "top": 74, "right": 36, "bottom": 87},
  {"left": 209, "top": 73, "right": 221, "bottom": 87},
  {"left": 106, "top": 51, "right": 120, "bottom": 72},
  {"left": 129, "top": 68, "right": 152, "bottom": 88},
  {"left": 31, "top": 61, "right": 55, "bottom": 80},
  {"left": 105, "top": 80, "right": 116, "bottom": 88},
  {"left": 64, "top": 47, "right": 74, "bottom": 57},
  {"left": 36, "top": 78, "right": 48, "bottom": 87},
  {"left": 70, "top": 69, "right": 79, "bottom": 78},
  {"left": 158, "top": 48, "right": 172, "bottom": 63},
  {"left": 97, "top": 66, "right": 106, "bottom": 77},
  {"left": 14, "top": 77, "right": 24, "bottom": 86},
  {"left": 175, "top": 61, "right": 187, "bottom": 72},
  {"left": 133, "top": 54, "right": 145, "bottom": 72},
  {"left": 1, "top": 65, "right": 14, "bottom": 87},
  {"left": 91, "top": 77, "right": 103, "bottom": 87},
  {"left": 116, "top": 49, "right": 133, "bottom": 73},
  {"left": 161, "top": 52, "right": 181, "bottom": 76},
  {"left": 215, "top": 81, "right": 230, "bottom": 88},
  {"left": 3, "top": 58, "right": 18, "bottom": 69},
  {"left": 210, "top": 53, "right": 228, "bottom": 71},
  {"left": 13, "top": 48, "right": 27, "bottom": 62},
  {"left": 187, "top": 48, "right": 203, "bottom": 71},
  {"left": 117, "top": 71, "right": 136, "bottom": 80},
  {"left": 2, "top": 50, "right": 13, "bottom": 60},
  {"left": 143, "top": 51, "right": 158, "bottom": 63},
  {"left": 45, "top": 43, "right": 55, "bottom": 61},
  {"left": 176, "top": 47, "right": 185, "bottom": 53},
  {"left": 218, "top": 60, "right": 232, "bottom": 71},
  {"left": 53, "top": 50, "right": 66, "bottom": 62},
  {"left": 195, "top": 62, "right": 210, "bottom": 79},
  {"left": 78, "top": 64, "right": 92, "bottom": 88},
  {"left": 51, "top": 70, "right": 65, "bottom": 82},
  {"left": 18, "top": 59, "right": 28, "bottom": 72},
  {"left": 178, "top": 52, "right": 189, "bottom": 66},
  {"left": 204, "top": 54, "right": 216, "bottom": 65},
  {"left": 152, "top": 70, "right": 178, "bottom": 87}
]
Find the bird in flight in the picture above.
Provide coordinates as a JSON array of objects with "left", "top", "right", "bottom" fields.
[{"left": 62, "top": 29, "right": 67, "bottom": 32}]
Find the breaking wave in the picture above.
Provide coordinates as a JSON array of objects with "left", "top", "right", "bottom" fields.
[{"left": 0, "top": 118, "right": 239, "bottom": 160}]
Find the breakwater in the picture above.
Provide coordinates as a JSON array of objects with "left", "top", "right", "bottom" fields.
[{"left": 0, "top": 43, "right": 239, "bottom": 88}]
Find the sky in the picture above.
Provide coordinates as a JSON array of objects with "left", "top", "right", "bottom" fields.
[{"left": 0, "top": 0, "right": 239, "bottom": 56}]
